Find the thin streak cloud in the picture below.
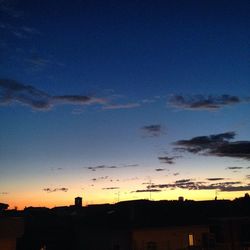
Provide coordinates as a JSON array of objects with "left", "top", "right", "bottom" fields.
[
  {"left": 169, "top": 94, "right": 241, "bottom": 110},
  {"left": 0, "top": 79, "right": 107, "bottom": 110}
]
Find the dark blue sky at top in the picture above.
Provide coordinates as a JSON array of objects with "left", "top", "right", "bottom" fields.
[
  {"left": 1, "top": 0, "right": 249, "bottom": 97},
  {"left": 1, "top": 0, "right": 250, "bottom": 206}
]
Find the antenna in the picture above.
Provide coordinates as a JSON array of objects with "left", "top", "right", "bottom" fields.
[
  {"left": 215, "top": 189, "right": 218, "bottom": 200},
  {"left": 115, "top": 191, "right": 120, "bottom": 203},
  {"left": 148, "top": 176, "right": 152, "bottom": 201}
]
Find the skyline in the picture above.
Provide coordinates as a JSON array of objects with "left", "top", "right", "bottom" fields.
[{"left": 0, "top": 0, "right": 250, "bottom": 209}]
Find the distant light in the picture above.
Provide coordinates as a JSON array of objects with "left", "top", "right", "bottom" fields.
[{"left": 188, "top": 234, "right": 194, "bottom": 246}]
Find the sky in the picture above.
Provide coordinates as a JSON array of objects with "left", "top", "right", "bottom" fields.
[{"left": 0, "top": 0, "right": 250, "bottom": 209}]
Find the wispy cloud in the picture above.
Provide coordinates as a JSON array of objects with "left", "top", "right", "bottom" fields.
[
  {"left": 102, "top": 187, "right": 120, "bottom": 190},
  {"left": 158, "top": 156, "right": 177, "bottom": 164},
  {"left": 0, "top": 192, "right": 8, "bottom": 195},
  {"left": 102, "top": 103, "right": 140, "bottom": 110},
  {"left": 148, "top": 180, "right": 249, "bottom": 192},
  {"left": 141, "top": 124, "right": 165, "bottom": 137},
  {"left": 43, "top": 187, "right": 68, "bottom": 193},
  {"left": 175, "top": 179, "right": 192, "bottom": 184},
  {"left": 226, "top": 167, "right": 243, "bottom": 170},
  {"left": 207, "top": 178, "right": 226, "bottom": 181},
  {"left": 174, "top": 131, "right": 250, "bottom": 160},
  {"left": 0, "top": 79, "right": 107, "bottom": 110},
  {"left": 155, "top": 168, "right": 165, "bottom": 172},
  {"left": 0, "top": 0, "right": 23, "bottom": 18},
  {"left": 0, "top": 22, "right": 40, "bottom": 39},
  {"left": 87, "top": 164, "right": 139, "bottom": 171},
  {"left": 88, "top": 165, "right": 117, "bottom": 171},
  {"left": 91, "top": 176, "right": 109, "bottom": 182},
  {"left": 134, "top": 189, "right": 161, "bottom": 193},
  {"left": 169, "top": 94, "right": 241, "bottom": 110}
]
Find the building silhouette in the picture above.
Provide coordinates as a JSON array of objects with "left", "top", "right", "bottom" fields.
[{"left": 75, "top": 197, "right": 82, "bottom": 207}]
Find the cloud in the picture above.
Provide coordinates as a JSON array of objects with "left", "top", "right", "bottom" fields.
[
  {"left": 102, "top": 187, "right": 120, "bottom": 190},
  {"left": 158, "top": 156, "right": 176, "bottom": 164},
  {"left": 109, "top": 179, "right": 120, "bottom": 182},
  {"left": 0, "top": 79, "right": 107, "bottom": 110},
  {"left": 123, "top": 164, "right": 139, "bottom": 167},
  {"left": 88, "top": 165, "right": 117, "bottom": 171},
  {"left": 207, "top": 178, "right": 226, "bottom": 181},
  {"left": 102, "top": 103, "right": 140, "bottom": 110},
  {"left": 219, "top": 185, "right": 250, "bottom": 192},
  {"left": 175, "top": 179, "right": 191, "bottom": 184},
  {"left": 246, "top": 175, "right": 250, "bottom": 179},
  {"left": 25, "top": 56, "right": 51, "bottom": 70},
  {"left": 53, "top": 95, "right": 106, "bottom": 106},
  {"left": 134, "top": 189, "right": 161, "bottom": 193},
  {"left": 87, "top": 164, "right": 139, "bottom": 171},
  {"left": 155, "top": 168, "right": 165, "bottom": 171},
  {"left": 91, "top": 176, "right": 109, "bottom": 182},
  {"left": 169, "top": 94, "right": 241, "bottom": 110},
  {"left": 174, "top": 131, "right": 250, "bottom": 161},
  {"left": 173, "top": 172, "right": 180, "bottom": 176},
  {"left": 141, "top": 124, "right": 164, "bottom": 137},
  {"left": 0, "top": 192, "right": 8, "bottom": 195},
  {"left": 0, "top": 22, "right": 40, "bottom": 40},
  {"left": 0, "top": 0, "right": 23, "bottom": 18},
  {"left": 226, "top": 167, "right": 243, "bottom": 170},
  {"left": 0, "top": 79, "right": 51, "bottom": 109},
  {"left": 148, "top": 180, "right": 249, "bottom": 192},
  {"left": 43, "top": 187, "right": 68, "bottom": 193}
]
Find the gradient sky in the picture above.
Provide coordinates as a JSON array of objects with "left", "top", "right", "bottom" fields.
[{"left": 0, "top": 0, "right": 250, "bottom": 209}]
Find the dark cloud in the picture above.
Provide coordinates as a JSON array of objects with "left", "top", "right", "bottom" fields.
[
  {"left": 141, "top": 124, "right": 164, "bottom": 137},
  {"left": 148, "top": 180, "right": 247, "bottom": 192},
  {"left": 158, "top": 156, "right": 176, "bottom": 164},
  {"left": 102, "top": 187, "right": 120, "bottom": 190},
  {"left": 123, "top": 164, "right": 139, "bottom": 167},
  {"left": 53, "top": 95, "right": 106, "bottom": 106},
  {"left": 155, "top": 168, "right": 165, "bottom": 172},
  {"left": 0, "top": 79, "right": 107, "bottom": 110},
  {"left": 109, "top": 179, "right": 120, "bottom": 182},
  {"left": 175, "top": 131, "right": 250, "bottom": 161},
  {"left": 207, "top": 178, "right": 226, "bottom": 181},
  {"left": 173, "top": 173, "right": 180, "bottom": 176},
  {"left": 219, "top": 185, "right": 250, "bottom": 192},
  {"left": 175, "top": 179, "right": 191, "bottom": 184},
  {"left": 0, "top": 79, "right": 51, "bottom": 109},
  {"left": 88, "top": 165, "right": 117, "bottom": 171},
  {"left": 91, "top": 176, "right": 109, "bottom": 182},
  {"left": 134, "top": 189, "right": 161, "bottom": 193},
  {"left": 212, "top": 142, "right": 250, "bottom": 160},
  {"left": 226, "top": 167, "right": 243, "bottom": 170},
  {"left": 246, "top": 175, "right": 250, "bottom": 179},
  {"left": 87, "top": 164, "right": 139, "bottom": 171},
  {"left": 43, "top": 187, "right": 68, "bottom": 193},
  {"left": 175, "top": 131, "right": 235, "bottom": 153},
  {"left": 169, "top": 94, "right": 241, "bottom": 110}
]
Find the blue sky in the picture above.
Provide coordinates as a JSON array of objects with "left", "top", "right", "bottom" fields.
[{"left": 0, "top": 0, "right": 250, "bottom": 208}]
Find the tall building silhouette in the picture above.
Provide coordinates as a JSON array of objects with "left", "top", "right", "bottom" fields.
[{"left": 75, "top": 197, "right": 82, "bottom": 207}]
